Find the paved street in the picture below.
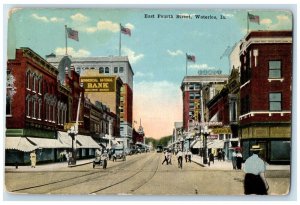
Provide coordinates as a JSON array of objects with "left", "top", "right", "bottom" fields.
[{"left": 5, "top": 152, "right": 290, "bottom": 196}]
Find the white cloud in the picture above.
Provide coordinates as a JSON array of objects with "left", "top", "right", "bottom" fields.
[
  {"left": 269, "top": 15, "right": 292, "bottom": 30},
  {"left": 97, "top": 21, "right": 120, "bottom": 32},
  {"left": 55, "top": 47, "right": 91, "bottom": 57},
  {"left": 71, "top": 13, "right": 89, "bottom": 22},
  {"left": 31, "top": 13, "right": 64, "bottom": 23},
  {"left": 167, "top": 49, "right": 184, "bottom": 56},
  {"left": 85, "top": 27, "right": 98, "bottom": 33},
  {"left": 135, "top": 71, "right": 154, "bottom": 78},
  {"left": 122, "top": 47, "right": 144, "bottom": 64},
  {"left": 133, "top": 81, "right": 182, "bottom": 139},
  {"left": 261, "top": 18, "right": 272, "bottom": 25},
  {"left": 222, "top": 13, "right": 234, "bottom": 18}
]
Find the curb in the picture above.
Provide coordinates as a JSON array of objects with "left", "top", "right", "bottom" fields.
[{"left": 67, "top": 161, "right": 93, "bottom": 168}]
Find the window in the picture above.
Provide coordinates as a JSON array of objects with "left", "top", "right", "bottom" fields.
[
  {"left": 269, "top": 93, "right": 282, "bottom": 111},
  {"left": 38, "top": 78, "right": 42, "bottom": 94},
  {"left": 33, "top": 75, "right": 36, "bottom": 92},
  {"left": 6, "top": 96, "right": 12, "bottom": 115},
  {"left": 99, "top": 67, "right": 104, "bottom": 73},
  {"left": 26, "top": 71, "right": 31, "bottom": 90},
  {"left": 114, "top": 67, "right": 118, "bottom": 73},
  {"left": 105, "top": 67, "right": 110, "bottom": 73},
  {"left": 119, "top": 67, "right": 124, "bottom": 73},
  {"left": 269, "top": 61, "right": 281, "bottom": 78}
]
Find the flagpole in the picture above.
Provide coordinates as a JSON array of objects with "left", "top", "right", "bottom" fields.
[
  {"left": 65, "top": 25, "right": 68, "bottom": 55},
  {"left": 247, "top": 12, "right": 249, "bottom": 34},
  {"left": 119, "top": 24, "right": 121, "bottom": 56}
]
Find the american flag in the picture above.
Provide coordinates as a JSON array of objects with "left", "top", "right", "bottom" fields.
[
  {"left": 186, "top": 54, "right": 196, "bottom": 63},
  {"left": 248, "top": 13, "right": 260, "bottom": 24},
  {"left": 120, "top": 24, "right": 131, "bottom": 36},
  {"left": 66, "top": 27, "right": 79, "bottom": 41}
]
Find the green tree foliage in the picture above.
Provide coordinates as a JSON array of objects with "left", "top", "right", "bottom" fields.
[{"left": 145, "top": 135, "right": 172, "bottom": 148}]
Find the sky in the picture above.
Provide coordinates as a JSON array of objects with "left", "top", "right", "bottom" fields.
[{"left": 5, "top": 7, "right": 293, "bottom": 139}]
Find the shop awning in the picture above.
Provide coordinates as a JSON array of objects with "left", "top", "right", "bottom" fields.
[
  {"left": 207, "top": 140, "right": 225, "bottom": 149},
  {"left": 57, "top": 132, "right": 100, "bottom": 149},
  {"left": 27, "top": 137, "right": 67, "bottom": 149},
  {"left": 76, "top": 135, "right": 100, "bottom": 149},
  {"left": 57, "top": 131, "right": 72, "bottom": 148},
  {"left": 191, "top": 140, "right": 203, "bottom": 149},
  {"left": 5, "top": 137, "right": 38, "bottom": 152}
]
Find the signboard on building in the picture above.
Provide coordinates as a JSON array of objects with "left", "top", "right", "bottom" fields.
[
  {"left": 80, "top": 76, "right": 116, "bottom": 92},
  {"left": 198, "top": 122, "right": 223, "bottom": 127},
  {"left": 211, "top": 127, "right": 231, "bottom": 134}
]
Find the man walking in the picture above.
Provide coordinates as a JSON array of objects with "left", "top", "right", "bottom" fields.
[{"left": 176, "top": 149, "right": 183, "bottom": 169}]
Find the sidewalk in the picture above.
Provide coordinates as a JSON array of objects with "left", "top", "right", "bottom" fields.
[
  {"left": 5, "top": 158, "right": 93, "bottom": 172},
  {"left": 191, "top": 155, "right": 290, "bottom": 171}
]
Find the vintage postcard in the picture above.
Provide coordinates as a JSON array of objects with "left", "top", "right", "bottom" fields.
[{"left": 4, "top": 7, "right": 293, "bottom": 197}]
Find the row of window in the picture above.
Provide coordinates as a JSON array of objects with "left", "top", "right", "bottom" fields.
[
  {"left": 240, "top": 92, "right": 282, "bottom": 115},
  {"left": 26, "top": 70, "right": 43, "bottom": 94},
  {"left": 99, "top": 66, "right": 124, "bottom": 74},
  {"left": 25, "top": 94, "right": 67, "bottom": 125}
]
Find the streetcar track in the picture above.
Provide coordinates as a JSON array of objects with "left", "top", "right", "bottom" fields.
[
  {"left": 89, "top": 154, "right": 159, "bottom": 195},
  {"left": 9, "top": 155, "right": 145, "bottom": 193},
  {"left": 89, "top": 154, "right": 160, "bottom": 194}
]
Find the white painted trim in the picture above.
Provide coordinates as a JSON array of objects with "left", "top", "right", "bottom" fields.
[
  {"left": 239, "top": 111, "right": 291, "bottom": 120},
  {"left": 268, "top": 78, "right": 284, "bottom": 82},
  {"left": 240, "top": 80, "right": 250, "bottom": 89}
]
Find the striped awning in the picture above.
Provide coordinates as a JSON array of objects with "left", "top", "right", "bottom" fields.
[
  {"left": 76, "top": 135, "right": 100, "bottom": 149},
  {"left": 27, "top": 137, "right": 68, "bottom": 149},
  {"left": 5, "top": 137, "right": 38, "bottom": 152}
]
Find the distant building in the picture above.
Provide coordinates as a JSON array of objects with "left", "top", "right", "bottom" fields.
[
  {"left": 239, "top": 31, "right": 292, "bottom": 163},
  {"left": 180, "top": 75, "right": 228, "bottom": 133},
  {"left": 47, "top": 55, "right": 134, "bottom": 148}
]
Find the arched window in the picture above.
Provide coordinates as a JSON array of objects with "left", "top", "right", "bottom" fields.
[
  {"left": 26, "top": 70, "right": 31, "bottom": 90},
  {"left": 26, "top": 95, "right": 31, "bottom": 118},
  {"left": 105, "top": 67, "right": 110, "bottom": 73}
]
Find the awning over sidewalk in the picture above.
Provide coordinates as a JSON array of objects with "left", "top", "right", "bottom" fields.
[
  {"left": 58, "top": 131, "right": 100, "bottom": 149},
  {"left": 191, "top": 140, "right": 203, "bottom": 149},
  {"left": 5, "top": 137, "right": 38, "bottom": 152},
  {"left": 27, "top": 137, "right": 67, "bottom": 149},
  {"left": 207, "top": 140, "right": 224, "bottom": 149},
  {"left": 75, "top": 135, "right": 100, "bottom": 149}
]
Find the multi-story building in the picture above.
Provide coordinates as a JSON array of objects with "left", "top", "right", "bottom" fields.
[
  {"left": 180, "top": 75, "right": 228, "bottom": 133},
  {"left": 5, "top": 48, "right": 102, "bottom": 165},
  {"left": 239, "top": 31, "right": 292, "bottom": 163},
  {"left": 47, "top": 55, "right": 134, "bottom": 148}
]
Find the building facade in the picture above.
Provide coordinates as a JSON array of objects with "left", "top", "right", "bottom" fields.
[
  {"left": 239, "top": 31, "right": 292, "bottom": 163},
  {"left": 47, "top": 55, "right": 134, "bottom": 148},
  {"left": 180, "top": 75, "right": 228, "bottom": 133},
  {"left": 5, "top": 48, "right": 109, "bottom": 165}
]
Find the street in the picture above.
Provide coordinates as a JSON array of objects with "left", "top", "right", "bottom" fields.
[{"left": 5, "top": 152, "right": 290, "bottom": 195}]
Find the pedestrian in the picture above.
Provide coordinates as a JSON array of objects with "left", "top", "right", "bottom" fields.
[
  {"left": 65, "top": 151, "right": 69, "bottom": 163},
  {"left": 217, "top": 150, "right": 222, "bottom": 161},
  {"left": 176, "top": 149, "right": 183, "bottom": 169},
  {"left": 243, "top": 145, "right": 269, "bottom": 195},
  {"left": 30, "top": 150, "right": 37, "bottom": 168},
  {"left": 162, "top": 150, "right": 169, "bottom": 165},
  {"left": 67, "top": 151, "right": 72, "bottom": 165},
  {"left": 222, "top": 150, "right": 225, "bottom": 161},
  {"left": 101, "top": 150, "right": 109, "bottom": 169},
  {"left": 236, "top": 151, "right": 243, "bottom": 169},
  {"left": 209, "top": 152, "right": 214, "bottom": 166},
  {"left": 187, "top": 149, "right": 192, "bottom": 162},
  {"left": 232, "top": 150, "right": 237, "bottom": 169},
  {"left": 167, "top": 150, "right": 172, "bottom": 165},
  {"left": 184, "top": 149, "right": 188, "bottom": 163}
]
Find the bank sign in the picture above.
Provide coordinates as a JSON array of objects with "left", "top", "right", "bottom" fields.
[{"left": 80, "top": 77, "right": 116, "bottom": 92}]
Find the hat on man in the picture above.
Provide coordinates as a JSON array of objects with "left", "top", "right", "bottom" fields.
[{"left": 250, "top": 145, "right": 262, "bottom": 151}]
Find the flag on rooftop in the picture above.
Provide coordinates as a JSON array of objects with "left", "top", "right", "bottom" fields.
[
  {"left": 248, "top": 13, "right": 260, "bottom": 24},
  {"left": 66, "top": 27, "right": 79, "bottom": 41},
  {"left": 120, "top": 24, "right": 131, "bottom": 36},
  {"left": 186, "top": 54, "right": 196, "bottom": 62}
]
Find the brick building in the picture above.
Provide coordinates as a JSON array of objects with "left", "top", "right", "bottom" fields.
[
  {"left": 5, "top": 48, "right": 103, "bottom": 165},
  {"left": 239, "top": 31, "right": 292, "bottom": 163}
]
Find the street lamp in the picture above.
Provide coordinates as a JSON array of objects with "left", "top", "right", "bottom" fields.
[
  {"left": 67, "top": 126, "right": 76, "bottom": 165},
  {"left": 201, "top": 126, "right": 210, "bottom": 164}
]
